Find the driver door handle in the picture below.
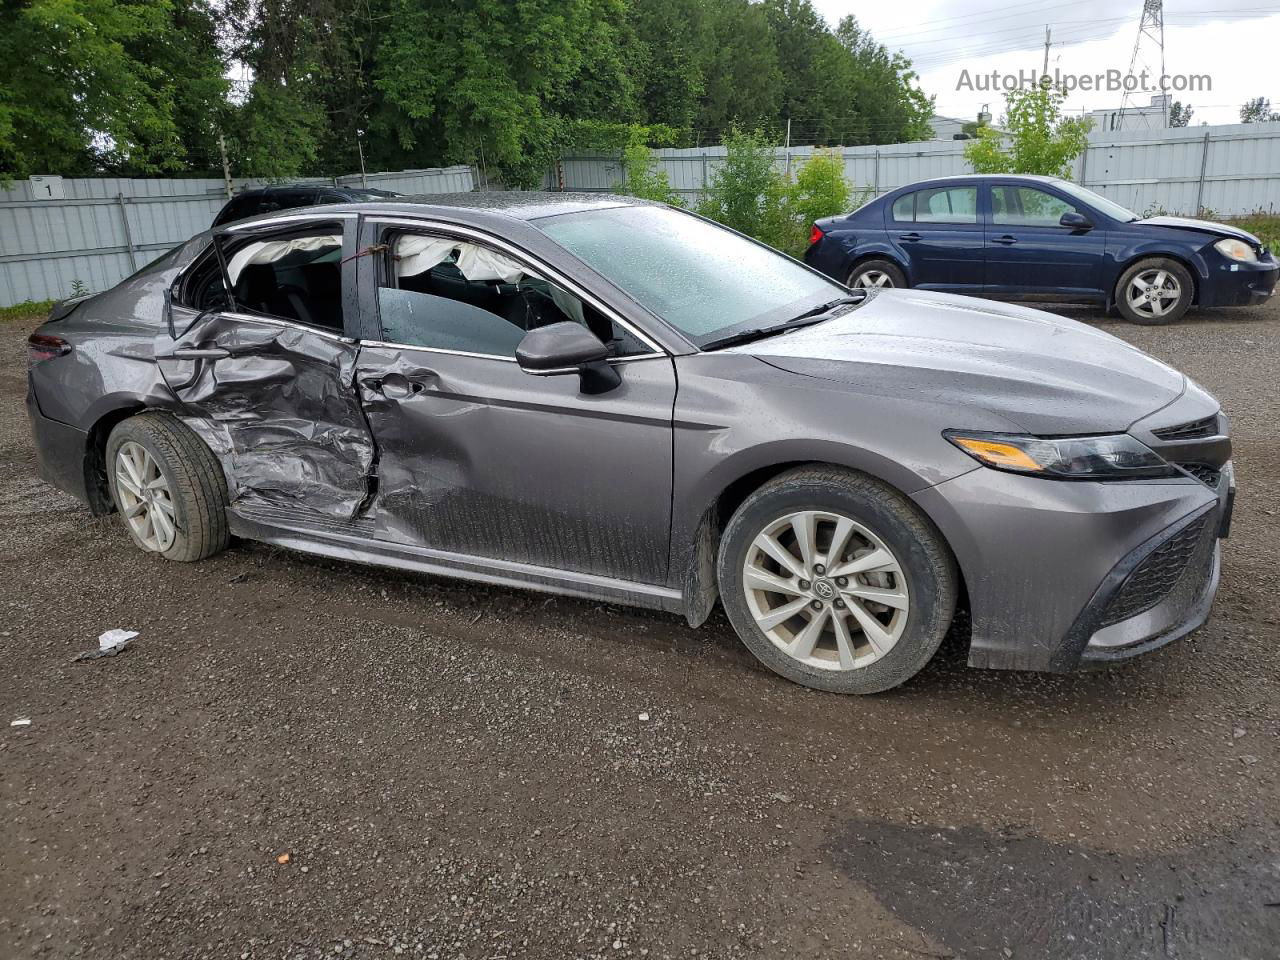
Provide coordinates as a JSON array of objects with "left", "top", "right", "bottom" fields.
[
  {"left": 898, "top": 232, "right": 921, "bottom": 242},
  {"left": 992, "top": 235, "right": 1018, "bottom": 245},
  {"left": 362, "top": 374, "right": 432, "bottom": 400}
]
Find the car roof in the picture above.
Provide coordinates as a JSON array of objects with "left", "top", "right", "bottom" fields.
[
  {"left": 229, "top": 184, "right": 395, "bottom": 199},
  {"left": 889, "top": 174, "right": 1065, "bottom": 190},
  {"left": 215, "top": 191, "right": 657, "bottom": 233},
  {"left": 345, "top": 191, "right": 654, "bottom": 221}
]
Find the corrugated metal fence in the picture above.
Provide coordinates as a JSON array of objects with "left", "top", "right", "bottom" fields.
[
  {"left": 548, "top": 121, "right": 1280, "bottom": 218},
  {"left": 0, "top": 166, "right": 474, "bottom": 307}
]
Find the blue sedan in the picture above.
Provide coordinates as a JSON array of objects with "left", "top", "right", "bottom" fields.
[{"left": 804, "top": 174, "right": 1278, "bottom": 324}]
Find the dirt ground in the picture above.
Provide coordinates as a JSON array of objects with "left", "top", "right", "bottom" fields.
[{"left": 1, "top": 298, "right": 1277, "bottom": 960}]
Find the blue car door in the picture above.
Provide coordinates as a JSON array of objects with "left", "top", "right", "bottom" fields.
[
  {"left": 887, "top": 184, "right": 985, "bottom": 291},
  {"left": 984, "top": 182, "right": 1106, "bottom": 298}
]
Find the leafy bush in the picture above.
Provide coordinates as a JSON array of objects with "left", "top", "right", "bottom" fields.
[
  {"left": 696, "top": 132, "right": 858, "bottom": 257},
  {"left": 619, "top": 143, "right": 683, "bottom": 206},
  {"left": 696, "top": 128, "right": 785, "bottom": 242}
]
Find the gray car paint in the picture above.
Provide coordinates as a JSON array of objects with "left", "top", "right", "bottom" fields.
[{"left": 25, "top": 192, "right": 1230, "bottom": 676}]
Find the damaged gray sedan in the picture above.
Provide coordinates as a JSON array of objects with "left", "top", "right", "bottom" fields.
[{"left": 26, "top": 194, "right": 1233, "bottom": 693}]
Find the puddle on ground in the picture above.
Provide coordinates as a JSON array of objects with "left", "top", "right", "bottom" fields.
[{"left": 826, "top": 819, "right": 1280, "bottom": 959}]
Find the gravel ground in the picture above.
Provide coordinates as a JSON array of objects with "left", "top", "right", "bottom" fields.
[{"left": 1, "top": 300, "right": 1278, "bottom": 960}]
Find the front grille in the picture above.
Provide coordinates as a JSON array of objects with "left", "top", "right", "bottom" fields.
[
  {"left": 1098, "top": 515, "right": 1209, "bottom": 628},
  {"left": 1177, "top": 463, "right": 1222, "bottom": 488},
  {"left": 1151, "top": 414, "right": 1219, "bottom": 441}
]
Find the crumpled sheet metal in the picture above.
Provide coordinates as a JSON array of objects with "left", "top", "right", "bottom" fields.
[{"left": 156, "top": 316, "right": 374, "bottom": 519}]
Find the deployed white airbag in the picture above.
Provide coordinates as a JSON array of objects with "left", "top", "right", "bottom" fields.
[
  {"left": 227, "top": 235, "right": 342, "bottom": 285},
  {"left": 394, "top": 235, "right": 526, "bottom": 283}
]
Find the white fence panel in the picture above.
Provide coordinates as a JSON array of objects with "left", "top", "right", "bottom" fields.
[
  {"left": 548, "top": 121, "right": 1280, "bottom": 218},
  {"left": 0, "top": 166, "right": 476, "bottom": 306}
]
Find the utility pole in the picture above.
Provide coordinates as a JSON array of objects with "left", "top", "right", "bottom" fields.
[
  {"left": 218, "top": 133, "right": 233, "bottom": 200},
  {"left": 357, "top": 134, "right": 368, "bottom": 188},
  {"left": 784, "top": 118, "right": 792, "bottom": 179},
  {"left": 1043, "top": 26, "right": 1051, "bottom": 79}
]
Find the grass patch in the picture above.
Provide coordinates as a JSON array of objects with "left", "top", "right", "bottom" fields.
[
  {"left": 0, "top": 300, "right": 55, "bottom": 326},
  {"left": 1227, "top": 213, "right": 1280, "bottom": 252}
]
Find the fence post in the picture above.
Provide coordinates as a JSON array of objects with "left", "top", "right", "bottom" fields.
[
  {"left": 115, "top": 193, "right": 138, "bottom": 271},
  {"left": 701, "top": 152, "right": 709, "bottom": 197},
  {"left": 1078, "top": 141, "right": 1089, "bottom": 187},
  {"left": 873, "top": 149, "right": 880, "bottom": 197},
  {"left": 1195, "top": 130, "right": 1211, "bottom": 216}
]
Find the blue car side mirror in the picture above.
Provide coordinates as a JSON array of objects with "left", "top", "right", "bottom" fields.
[{"left": 1060, "top": 211, "right": 1093, "bottom": 230}]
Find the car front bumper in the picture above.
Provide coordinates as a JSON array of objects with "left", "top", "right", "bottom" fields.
[
  {"left": 913, "top": 462, "right": 1232, "bottom": 673},
  {"left": 1199, "top": 251, "right": 1278, "bottom": 307}
]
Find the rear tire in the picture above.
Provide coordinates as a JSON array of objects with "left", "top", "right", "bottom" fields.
[
  {"left": 717, "top": 466, "right": 957, "bottom": 695},
  {"left": 106, "top": 413, "right": 230, "bottom": 562},
  {"left": 1115, "top": 258, "right": 1193, "bottom": 325},
  {"left": 847, "top": 259, "right": 906, "bottom": 290}
]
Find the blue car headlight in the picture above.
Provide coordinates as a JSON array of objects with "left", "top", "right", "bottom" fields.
[{"left": 944, "top": 430, "right": 1179, "bottom": 480}]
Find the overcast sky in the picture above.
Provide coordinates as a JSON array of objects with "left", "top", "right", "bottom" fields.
[{"left": 810, "top": 0, "right": 1280, "bottom": 127}]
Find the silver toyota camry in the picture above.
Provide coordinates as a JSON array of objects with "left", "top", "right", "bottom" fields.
[{"left": 25, "top": 193, "right": 1233, "bottom": 693}]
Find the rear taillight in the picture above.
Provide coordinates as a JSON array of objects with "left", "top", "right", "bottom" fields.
[
  {"left": 808, "top": 224, "right": 824, "bottom": 246},
  {"left": 27, "top": 333, "right": 72, "bottom": 365}
]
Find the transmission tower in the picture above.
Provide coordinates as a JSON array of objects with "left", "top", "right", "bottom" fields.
[{"left": 1117, "top": 0, "right": 1167, "bottom": 129}]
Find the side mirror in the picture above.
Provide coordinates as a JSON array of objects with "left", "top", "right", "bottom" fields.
[
  {"left": 516, "top": 321, "right": 620, "bottom": 394},
  {"left": 1060, "top": 211, "right": 1093, "bottom": 230}
]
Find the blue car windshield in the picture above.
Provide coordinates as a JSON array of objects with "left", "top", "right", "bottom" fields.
[
  {"left": 536, "top": 205, "right": 846, "bottom": 344},
  {"left": 1053, "top": 181, "right": 1139, "bottom": 222}
]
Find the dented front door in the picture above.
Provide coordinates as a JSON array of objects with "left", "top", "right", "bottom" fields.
[
  {"left": 354, "top": 345, "right": 677, "bottom": 585},
  {"left": 155, "top": 310, "right": 375, "bottom": 519}
]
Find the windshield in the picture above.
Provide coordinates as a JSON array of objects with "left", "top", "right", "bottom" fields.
[
  {"left": 536, "top": 205, "right": 846, "bottom": 345},
  {"left": 1053, "top": 181, "right": 1138, "bottom": 223}
]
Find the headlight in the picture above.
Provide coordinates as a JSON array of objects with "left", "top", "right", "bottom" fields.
[
  {"left": 944, "top": 430, "right": 1179, "bottom": 480},
  {"left": 1214, "top": 238, "right": 1258, "bottom": 262}
]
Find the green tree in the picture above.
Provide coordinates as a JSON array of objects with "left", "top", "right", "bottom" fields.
[
  {"left": 697, "top": 0, "right": 784, "bottom": 134},
  {"left": 375, "top": 0, "right": 629, "bottom": 187},
  {"left": 1239, "top": 97, "right": 1279, "bottom": 123},
  {"left": 964, "top": 86, "right": 1091, "bottom": 178},
  {"left": 0, "top": 0, "right": 227, "bottom": 178},
  {"left": 1168, "top": 100, "right": 1194, "bottom": 127}
]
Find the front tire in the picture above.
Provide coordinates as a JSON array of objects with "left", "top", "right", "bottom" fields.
[
  {"left": 847, "top": 259, "right": 906, "bottom": 290},
  {"left": 717, "top": 466, "right": 957, "bottom": 694},
  {"left": 106, "top": 413, "right": 230, "bottom": 562},
  {"left": 1115, "top": 258, "right": 1193, "bottom": 325}
]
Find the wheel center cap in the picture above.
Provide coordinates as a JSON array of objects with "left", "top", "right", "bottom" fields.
[{"left": 812, "top": 578, "right": 837, "bottom": 600}]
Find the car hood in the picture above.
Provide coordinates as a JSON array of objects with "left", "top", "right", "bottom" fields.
[
  {"left": 729, "top": 289, "right": 1187, "bottom": 434},
  {"left": 1137, "top": 215, "right": 1261, "bottom": 246}
]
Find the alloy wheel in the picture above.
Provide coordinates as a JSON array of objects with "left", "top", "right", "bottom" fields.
[
  {"left": 1126, "top": 268, "right": 1182, "bottom": 320},
  {"left": 853, "top": 270, "right": 894, "bottom": 289},
  {"left": 114, "top": 441, "right": 177, "bottom": 552},
  {"left": 742, "top": 510, "right": 909, "bottom": 671}
]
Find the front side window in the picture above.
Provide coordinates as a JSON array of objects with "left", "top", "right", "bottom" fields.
[
  {"left": 536, "top": 205, "right": 845, "bottom": 345},
  {"left": 376, "top": 232, "right": 649, "bottom": 358},
  {"left": 992, "top": 186, "right": 1075, "bottom": 226}
]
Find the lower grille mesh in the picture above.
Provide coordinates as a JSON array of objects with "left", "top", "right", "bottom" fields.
[
  {"left": 1098, "top": 516, "right": 1210, "bottom": 628},
  {"left": 1178, "top": 463, "right": 1222, "bottom": 487}
]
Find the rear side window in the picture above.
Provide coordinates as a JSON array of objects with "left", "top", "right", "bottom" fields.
[
  {"left": 890, "top": 187, "right": 978, "bottom": 224},
  {"left": 225, "top": 224, "right": 346, "bottom": 333}
]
